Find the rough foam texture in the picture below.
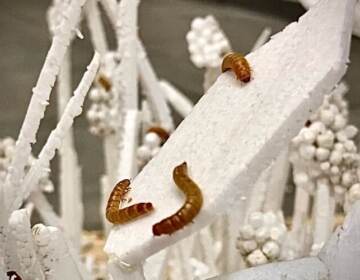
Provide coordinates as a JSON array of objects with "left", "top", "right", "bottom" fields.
[
  {"left": 209, "top": 257, "right": 328, "bottom": 280},
  {"left": 319, "top": 200, "right": 360, "bottom": 280},
  {"left": 105, "top": 0, "right": 355, "bottom": 266}
]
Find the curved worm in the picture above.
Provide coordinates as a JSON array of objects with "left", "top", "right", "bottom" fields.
[
  {"left": 7, "top": 271, "right": 22, "bottom": 280},
  {"left": 152, "top": 162, "right": 203, "bottom": 236},
  {"left": 147, "top": 126, "right": 170, "bottom": 145},
  {"left": 106, "top": 179, "right": 154, "bottom": 224},
  {"left": 221, "top": 52, "right": 251, "bottom": 83}
]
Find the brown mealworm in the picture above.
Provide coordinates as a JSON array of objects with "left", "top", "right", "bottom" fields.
[
  {"left": 147, "top": 126, "right": 170, "bottom": 145},
  {"left": 152, "top": 162, "right": 203, "bottom": 236},
  {"left": 106, "top": 179, "right": 154, "bottom": 224},
  {"left": 221, "top": 52, "right": 251, "bottom": 83},
  {"left": 97, "top": 74, "right": 112, "bottom": 91},
  {"left": 7, "top": 271, "right": 22, "bottom": 280}
]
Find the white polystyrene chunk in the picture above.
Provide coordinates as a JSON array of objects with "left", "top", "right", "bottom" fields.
[
  {"left": 319, "top": 200, "right": 360, "bottom": 280},
  {"left": 8, "top": 210, "right": 43, "bottom": 280},
  {"left": 208, "top": 257, "right": 328, "bottom": 280},
  {"left": 105, "top": 0, "right": 355, "bottom": 265}
]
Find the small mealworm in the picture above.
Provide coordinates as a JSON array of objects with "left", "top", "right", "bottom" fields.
[
  {"left": 147, "top": 126, "right": 170, "bottom": 145},
  {"left": 221, "top": 52, "right": 251, "bottom": 83},
  {"left": 106, "top": 179, "right": 154, "bottom": 224},
  {"left": 152, "top": 162, "right": 203, "bottom": 236},
  {"left": 7, "top": 271, "right": 22, "bottom": 280},
  {"left": 97, "top": 74, "right": 112, "bottom": 91}
]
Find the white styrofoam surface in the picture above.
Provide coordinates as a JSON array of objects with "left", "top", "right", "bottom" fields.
[
  {"left": 105, "top": 0, "right": 355, "bottom": 265},
  {"left": 208, "top": 257, "right": 328, "bottom": 280},
  {"left": 319, "top": 200, "right": 360, "bottom": 280}
]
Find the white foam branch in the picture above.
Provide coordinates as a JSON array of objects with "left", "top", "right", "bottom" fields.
[
  {"left": 141, "top": 100, "right": 154, "bottom": 130},
  {"left": 29, "top": 191, "right": 63, "bottom": 229},
  {"left": 245, "top": 166, "right": 271, "bottom": 218},
  {"left": 263, "top": 149, "right": 290, "bottom": 212},
  {"left": 85, "top": 0, "right": 109, "bottom": 55},
  {"left": 14, "top": 53, "right": 100, "bottom": 211},
  {"left": 311, "top": 179, "right": 333, "bottom": 255},
  {"left": 2, "top": 0, "right": 87, "bottom": 218},
  {"left": 98, "top": 0, "right": 117, "bottom": 27},
  {"left": 116, "top": 0, "right": 139, "bottom": 110},
  {"left": 116, "top": 110, "right": 141, "bottom": 179},
  {"left": 319, "top": 200, "right": 360, "bottom": 280},
  {"left": 105, "top": 0, "right": 354, "bottom": 266},
  {"left": 137, "top": 41, "right": 174, "bottom": 131},
  {"left": 8, "top": 210, "right": 44, "bottom": 280},
  {"left": 287, "top": 182, "right": 311, "bottom": 255},
  {"left": 56, "top": 50, "right": 83, "bottom": 249},
  {"left": 208, "top": 257, "right": 328, "bottom": 280},
  {"left": 24, "top": 201, "right": 35, "bottom": 217},
  {"left": 114, "top": 0, "right": 140, "bottom": 182},
  {"left": 251, "top": 27, "right": 272, "bottom": 52},
  {"left": 159, "top": 80, "right": 194, "bottom": 118}
]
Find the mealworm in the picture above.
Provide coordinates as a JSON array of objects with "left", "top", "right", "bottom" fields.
[
  {"left": 152, "top": 162, "right": 203, "bottom": 236},
  {"left": 7, "top": 271, "right": 22, "bottom": 280},
  {"left": 147, "top": 126, "right": 170, "bottom": 145},
  {"left": 106, "top": 179, "right": 154, "bottom": 224},
  {"left": 97, "top": 74, "right": 112, "bottom": 91},
  {"left": 222, "top": 52, "right": 251, "bottom": 83}
]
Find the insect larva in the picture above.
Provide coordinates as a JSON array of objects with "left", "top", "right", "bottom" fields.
[
  {"left": 221, "top": 52, "right": 251, "bottom": 83},
  {"left": 152, "top": 162, "right": 203, "bottom": 236},
  {"left": 106, "top": 179, "right": 154, "bottom": 224},
  {"left": 97, "top": 74, "right": 112, "bottom": 91},
  {"left": 7, "top": 271, "right": 22, "bottom": 280},
  {"left": 147, "top": 126, "right": 170, "bottom": 145}
]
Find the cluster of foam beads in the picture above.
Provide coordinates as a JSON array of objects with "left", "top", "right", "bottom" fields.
[
  {"left": 186, "top": 15, "right": 231, "bottom": 68},
  {"left": 236, "top": 211, "right": 287, "bottom": 267},
  {"left": 290, "top": 89, "right": 360, "bottom": 211},
  {"left": 86, "top": 52, "right": 120, "bottom": 137},
  {"left": 0, "top": 137, "right": 53, "bottom": 192},
  {"left": 136, "top": 127, "right": 170, "bottom": 168}
]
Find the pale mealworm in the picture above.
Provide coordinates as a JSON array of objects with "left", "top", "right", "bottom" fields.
[
  {"left": 152, "top": 162, "right": 203, "bottom": 236},
  {"left": 106, "top": 179, "right": 154, "bottom": 224},
  {"left": 221, "top": 52, "right": 251, "bottom": 83}
]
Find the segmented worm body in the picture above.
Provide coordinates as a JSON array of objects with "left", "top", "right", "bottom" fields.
[
  {"left": 222, "top": 52, "right": 251, "bottom": 83},
  {"left": 147, "top": 126, "right": 170, "bottom": 145},
  {"left": 97, "top": 74, "right": 112, "bottom": 91},
  {"left": 106, "top": 179, "right": 154, "bottom": 224},
  {"left": 7, "top": 271, "right": 22, "bottom": 280},
  {"left": 152, "top": 162, "right": 203, "bottom": 236}
]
